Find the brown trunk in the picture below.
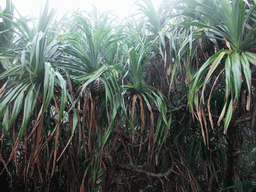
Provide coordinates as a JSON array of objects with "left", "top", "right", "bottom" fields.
[
  {"left": 103, "top": 152, "right": 117, "bottom": 191},
  {"left": 225, "top": 120, "right": 240, "bottom": 192}
]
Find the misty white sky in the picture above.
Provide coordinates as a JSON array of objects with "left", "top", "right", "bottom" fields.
[{"left": 0, "top": 0, "right": 161, "bottom": 19}]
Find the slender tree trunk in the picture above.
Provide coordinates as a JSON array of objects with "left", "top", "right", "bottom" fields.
[
  {"left": 225, "top": 120, "right": 240, "bottom": 191},
  {"left": 103, "top": 152, "right": 117, "bottom": 191}
]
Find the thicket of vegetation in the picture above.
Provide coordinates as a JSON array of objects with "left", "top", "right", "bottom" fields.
[{"left": 0, "top": 0, "right": 256, "bottom": 191}]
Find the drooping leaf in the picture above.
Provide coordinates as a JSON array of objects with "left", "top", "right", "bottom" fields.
[
  {"left": 240, "top": 52, "right": 251, "bottom": 110},
  {"left": 231, "top": 52, "right": 242, "bottom": 99},
  {"left": 223, "top": 99, "right": 234, "bottom": 134},
  {"left": 18, "top": 84, "right": 40, "bottom": 138}
]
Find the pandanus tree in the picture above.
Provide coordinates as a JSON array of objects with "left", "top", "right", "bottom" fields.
[
  {"left": 122, "top": 44, "right": 171, "bottom": 151},
  {"left": 136, "top": 0, "right": 174, "bottom": 95},
  {"left": 59, "top": 7, "right": 172, "bottom": 190},
  {"left": 176, "top": 0, "right": 256, "bottom": 189},
  {"left": 0, "top": 1, "right": 69, "bottom": 190},
  {"left": 57, "top": 9, "right": 126, "bottom": 190}
]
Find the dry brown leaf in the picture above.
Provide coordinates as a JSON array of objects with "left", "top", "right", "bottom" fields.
[{"left": 223, "top": 38, "right": 232, "bottom": 51}]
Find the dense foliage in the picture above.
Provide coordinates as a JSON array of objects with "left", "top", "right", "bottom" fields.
[{"left": 0, "top": 0, "right": 256, "bottom": 191}]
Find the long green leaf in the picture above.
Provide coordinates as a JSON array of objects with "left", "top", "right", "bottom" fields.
[
  {"left": 43, "top": 62, "right": 55, "bottom": 109},
  {"left": 225, "top": 55, "right": 232, "bottom": 99},
  {"left": 0, "top": 65, "right": 22, "bottom": 80},
  {"left": 9, "top": 90, "right": 24, "bottom": 128},
  {"left": 245, "top": 52, "right": 256, "bottom": 65},
  {"left": 231, "top": 52, "right": 242, "bottom": 99},
  {"left": 241, "top": 52, "right": 251, "bottom": 110},
  {"left": 223, "top": 99, "right": 233, "bottom": 134},
  {"left": 18, "top": 84, "right": 40, "bottom": 138},
  {"left": 2, "top": 106, "right": 9, "bottom": 131},
  {"left": 0, "top": 82, "right": 29, "bottom": 117}
]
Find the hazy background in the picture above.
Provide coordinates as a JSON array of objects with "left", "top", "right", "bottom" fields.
[{"left": 1, "top": 0, "right": 161, "bottom": 19}]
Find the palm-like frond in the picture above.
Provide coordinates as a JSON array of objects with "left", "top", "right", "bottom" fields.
[
  {"left": 0, "top": 1, "right": 66, "bottom": 135},
  {"left": 179, "top": 0, "right": 256, "bottom": 51},
  {"left": 122, "top": 45, "right": 171, "bottom": 147},
  {"left": 181, "top": 0, "right": 256, "bottom": 135}
]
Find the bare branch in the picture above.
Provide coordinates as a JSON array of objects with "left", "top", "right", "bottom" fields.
[{"left": 118, "top": 164, "right": 173, "bottom": 178}]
